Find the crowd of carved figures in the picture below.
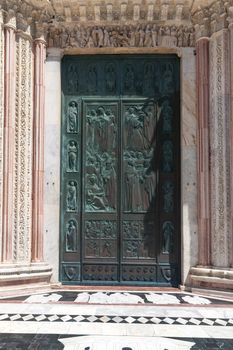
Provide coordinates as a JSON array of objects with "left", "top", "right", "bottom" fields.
[{"left": 48, "top": 24, "right": 195, "bottom": 49}]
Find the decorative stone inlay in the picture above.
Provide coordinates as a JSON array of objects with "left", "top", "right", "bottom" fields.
[
  {"left": 14, "top": 33, "right": 33, "bottom": 262},
  {"left": 59, "top": 336, "right": 195, "bottom": 350},
  {"left": 209, "top": 30, "right": 231, "bottom": 267}
]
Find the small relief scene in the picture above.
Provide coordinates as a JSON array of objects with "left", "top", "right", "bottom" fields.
[
  {"left": 123, "top": 221, "right": 155, "bottom": 259},
  {"left": 66, "top": 100, "right": 79, "bottom": 133},
  {"left": 84, "top": 220, "right": 117, "bottom": 259},
  {"left": 66, "top": 181, "right": 78, "bottom": 212},
  {"left": 67, "top": 141, "right": 78, "bottom": 172},
  {"left": 65, "top": 220, "right": 77, "bottom": 252},
  {"left": 85, "top": 105, "right": 117, "bottom": 212},
  {"left": 123, "top": 104, "right": 157, "bottom": 213}
]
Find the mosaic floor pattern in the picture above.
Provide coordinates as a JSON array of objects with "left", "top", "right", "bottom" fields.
[{"left": 0, "top": 289, "right": 232, "bottom": 349}]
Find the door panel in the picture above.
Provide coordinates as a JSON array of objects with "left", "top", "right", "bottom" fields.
[{"left": 60, "top": 55, "right": 180, "bottom": 286}]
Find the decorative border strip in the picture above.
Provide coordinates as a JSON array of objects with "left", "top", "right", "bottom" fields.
[{"left": 0, "top": 314, "right": 232, "bottom": 326}]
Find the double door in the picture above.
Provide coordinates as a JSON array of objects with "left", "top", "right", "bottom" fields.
[{"left": 60, "top": 55, "right": 180, "bottom": 285}]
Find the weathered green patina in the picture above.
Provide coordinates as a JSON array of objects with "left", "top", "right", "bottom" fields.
[{"left": 60, "top": 55, "right": 180, "bottom": 286}]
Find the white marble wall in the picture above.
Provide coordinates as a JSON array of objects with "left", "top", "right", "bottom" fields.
[
  {"left": 44, "top": 49, "right": 198, "bottom": 284},
  {"left": 44, "top": 49, "right": 62, "bottom": 282}
]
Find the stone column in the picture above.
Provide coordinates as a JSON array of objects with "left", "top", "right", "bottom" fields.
[
  {"left": 44, "top": 48, "right": 63, "bottom": 281},
  {"left": 229, "top": 23, "right": 233, "bottom": 268},
  {"left": 196, "top": 38, "right": 211, "bottom": 266},
  {"left": 2, "top": 16, "right": 16, "bottom": 262},
  {"left": 31, "top": 37, "right": 46, "bottom": 262}
]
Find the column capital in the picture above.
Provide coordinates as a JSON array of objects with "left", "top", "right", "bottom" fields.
[
  {"left": 46, "top": 47, "right": 64, "bottom": 61},
  {"left": 196, "top": 37, "right": 210, "bottom": 44}
]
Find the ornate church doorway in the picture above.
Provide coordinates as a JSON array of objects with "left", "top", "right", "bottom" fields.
[{"left": 60, "top": 55, "right": 180, "bottom": 286}]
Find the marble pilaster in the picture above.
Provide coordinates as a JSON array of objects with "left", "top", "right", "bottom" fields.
[
  {"left": 0, "top": 11, "right": 4, "bottom": 262},
  {"left": 196, "top": 38, "right": 211, "bottom": 266},
  {"left": 14, "top": 29, "right": 33, "bottom": 262},
  {"left": 44, "top": 48, "right": 63, "bottom": 282},
  {"left": 209, "top": 29, "right": 231, "bottom": 268},
  {"left": 2, "top": 16, "right": 16, "bottom": 262},
  {"left": 32, "top": 38, "right": 46, "bottom": 262},
  {"left": 229, "top": 23, "right": 233, "bottom": 267}
]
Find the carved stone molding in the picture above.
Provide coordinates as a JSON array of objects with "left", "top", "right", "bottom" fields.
[
  {"left": 47, "top": 23, "right": 196, "bottom": 49},
  {"left": 209, "top": 29, "right": 231, "bottom": 268}
]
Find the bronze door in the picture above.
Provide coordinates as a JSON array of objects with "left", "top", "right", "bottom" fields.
[{"left": 60, "top": 55, "right": 180, "bottom": 286}]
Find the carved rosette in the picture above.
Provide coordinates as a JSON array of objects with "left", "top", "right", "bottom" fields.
[
  {"left": 209, "top": 30, "right": 231, "bottom": 267},
  {"left": 14, "top": 32, "right": 33, "bottom": 262},
  {"left": 0, "top": 11, "right": 4, "bottom": 261}
]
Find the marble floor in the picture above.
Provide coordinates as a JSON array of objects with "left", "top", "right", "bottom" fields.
[{"left": 0, "top": 289, "right": 232, "bottom": 349}]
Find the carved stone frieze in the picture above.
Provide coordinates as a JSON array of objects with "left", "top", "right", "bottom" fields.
[
  {"left": 209, "top": 30, "right": 231, "bottom": 267},
  {"left": 47, "top": 23, "right": 196, "bottom": 49}
]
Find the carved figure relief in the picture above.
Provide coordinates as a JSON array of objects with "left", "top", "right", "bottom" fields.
[
  {"left": 66, "top": 181, "right": 77, "bottom": 211},
  {"left": 162, "top": 64, "right": 174, "bottom": 95},
  {"left": 67, "top": 64, "right": 79, "bottom": 93},
  {"left": 162, "top": 221, "right": 174, "bottom": 254},
  {"left": 49, "top": 24, "right": 195, "bottom": 49},
  {"left": 143, "top": 63, "right": 154, "bottom": 94},
  {"left": 162, "top": 181, "right": 174, "bottom": 213},
  {"left": 67, "top": 141, "right": 78, "bottom": 172},
  {"left": 84, "top": 220, "right": 117, "bottom": 258},
  {"left": 105, "top": 63, "right": 116, "bottom": 92},
  {"left": 86, "top": 106, "right": 117, "bottom": 151},
  {"left": 67, "top": 101, "right": 78, "bottom": 133},
  {"left": 123, "top": 221, "right": 154, "bottom": 259},
  {"left": 123, "top": 104, "right": 156, "bottom": 212},
  {"left": 162, "top": 100, "right": 173, "bottom": 133},
  {"left": 66, "top": 220, "right": 77, "bottom": 252},
  {"left": 87, "top": 65, "right": 97, "bottom": 93},
  {"left": 162, "top": 140, "right": 174, "bottom": 173},
  {"left": 124, "top": 65, "right": 135, "bottom": 92}
]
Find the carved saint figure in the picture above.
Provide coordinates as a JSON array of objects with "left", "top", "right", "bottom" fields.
[
  {"left": 88, "top": 65, "right": 97, "bottom": 93},
  {"left": 102, "top": 241, "right": 112, "bottom": 257},
  {"left": 162, "top": 140, "right": 173, "bottom": 173},
  {"left": 124, "top": 65, "right": 134, "bottom": 92},
  {"left": 162, "top": 63, "right": 174, "bottom": 95},
  {"left": 66, "top": 220, "right": 77, "bottom": 252},
  {"left": 67, "top": 141, "right": 78, "bottom": 172},
  {"left": 162, "top": 100, "right": 173, "bottom": 133},
  {"left": 66, "top": 181, "right": 77, "bottom": 211},
  {"left": 105, "top": 64, "right": 116, "bottom": 92},
  {"left": 67, "top": 101, "right": 78, "bottom": 133},
  {"left": 102, "top": 157, "right": 117, "bottom": 210},
  {"left": 67, "top": 65, "right": 79, "bottom": 93},
  {"left": 162, "top": 181, "right": 174, "bottom": 213},
  {"left": 143, "top": 63, "right": 154, "bottom": 95},
  {"left": 162, "top": 221, "right": 174, "bottom": 254}
]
